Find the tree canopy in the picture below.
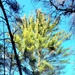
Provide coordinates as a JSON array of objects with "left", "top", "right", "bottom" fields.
[
  {"left": 9, "top": 9, "right": 71, "bottom": 75},
  {"left": 32, "top": 0, "right": 75, "bottom": 32},
  {"left": 32, "top": 0, "right": 75, "bottom": 16}
]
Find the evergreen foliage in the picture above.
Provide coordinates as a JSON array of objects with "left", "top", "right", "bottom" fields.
[{"left": 11, "top": 9, "right": 71, "bottom": 75}]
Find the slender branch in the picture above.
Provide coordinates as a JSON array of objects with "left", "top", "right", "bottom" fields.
[
  {"left": 49, "top": 0, "right": 75, "bottom": 13},
  {"left": 0, "top": 32, "right": 7, "bottom": 36},
  {"left": 0, "top": 16, "right": 5, "bottom": 20},
  {"left": 0, "top": 0, "right": 22, "bottom": 75},
  {"left": 0, "top": 38, "right": 10, "bottom": 40},
  {"left": 0, "top": 20, "right": 6, "bottom": 24}
]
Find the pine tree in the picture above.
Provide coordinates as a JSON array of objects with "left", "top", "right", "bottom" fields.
[{"left": 10, "top": 9, "right": 71, "bottom": 75}]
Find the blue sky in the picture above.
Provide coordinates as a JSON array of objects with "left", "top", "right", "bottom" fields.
[
  {"left": 16, "top": 0, "right": 75, "bottom": 75},
  {"left": 0, "top": 0, "right": 75, "bottom": 75}
]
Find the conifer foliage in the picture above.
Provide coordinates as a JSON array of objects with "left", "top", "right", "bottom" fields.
[{"left": 12, "top": 9, "right": 71, "bottom": 75}]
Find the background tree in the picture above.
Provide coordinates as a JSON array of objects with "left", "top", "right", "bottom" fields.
[
  {"left": 0, "top": 0, "right": 23, "bottom": 75},
  {"left": 32, "top": 0, "right": 75, "bottom": 32},
  {"left": 11, "top": 9, "right": 71, "bottom": 75},
  {"left": 0, "top": 44, "right": 13, "bottom": 75}
]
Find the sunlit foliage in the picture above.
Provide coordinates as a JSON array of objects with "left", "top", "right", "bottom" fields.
[{"left": 12, "top": 9, "right": 71, "bottom": 75}]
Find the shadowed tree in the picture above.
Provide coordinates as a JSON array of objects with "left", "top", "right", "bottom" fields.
[
  {"left": 0, "top": 0, "right": 23, "bottom": 75},
  {"left": 0, "top": 44, "right": 12, "bottom": 75}
]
